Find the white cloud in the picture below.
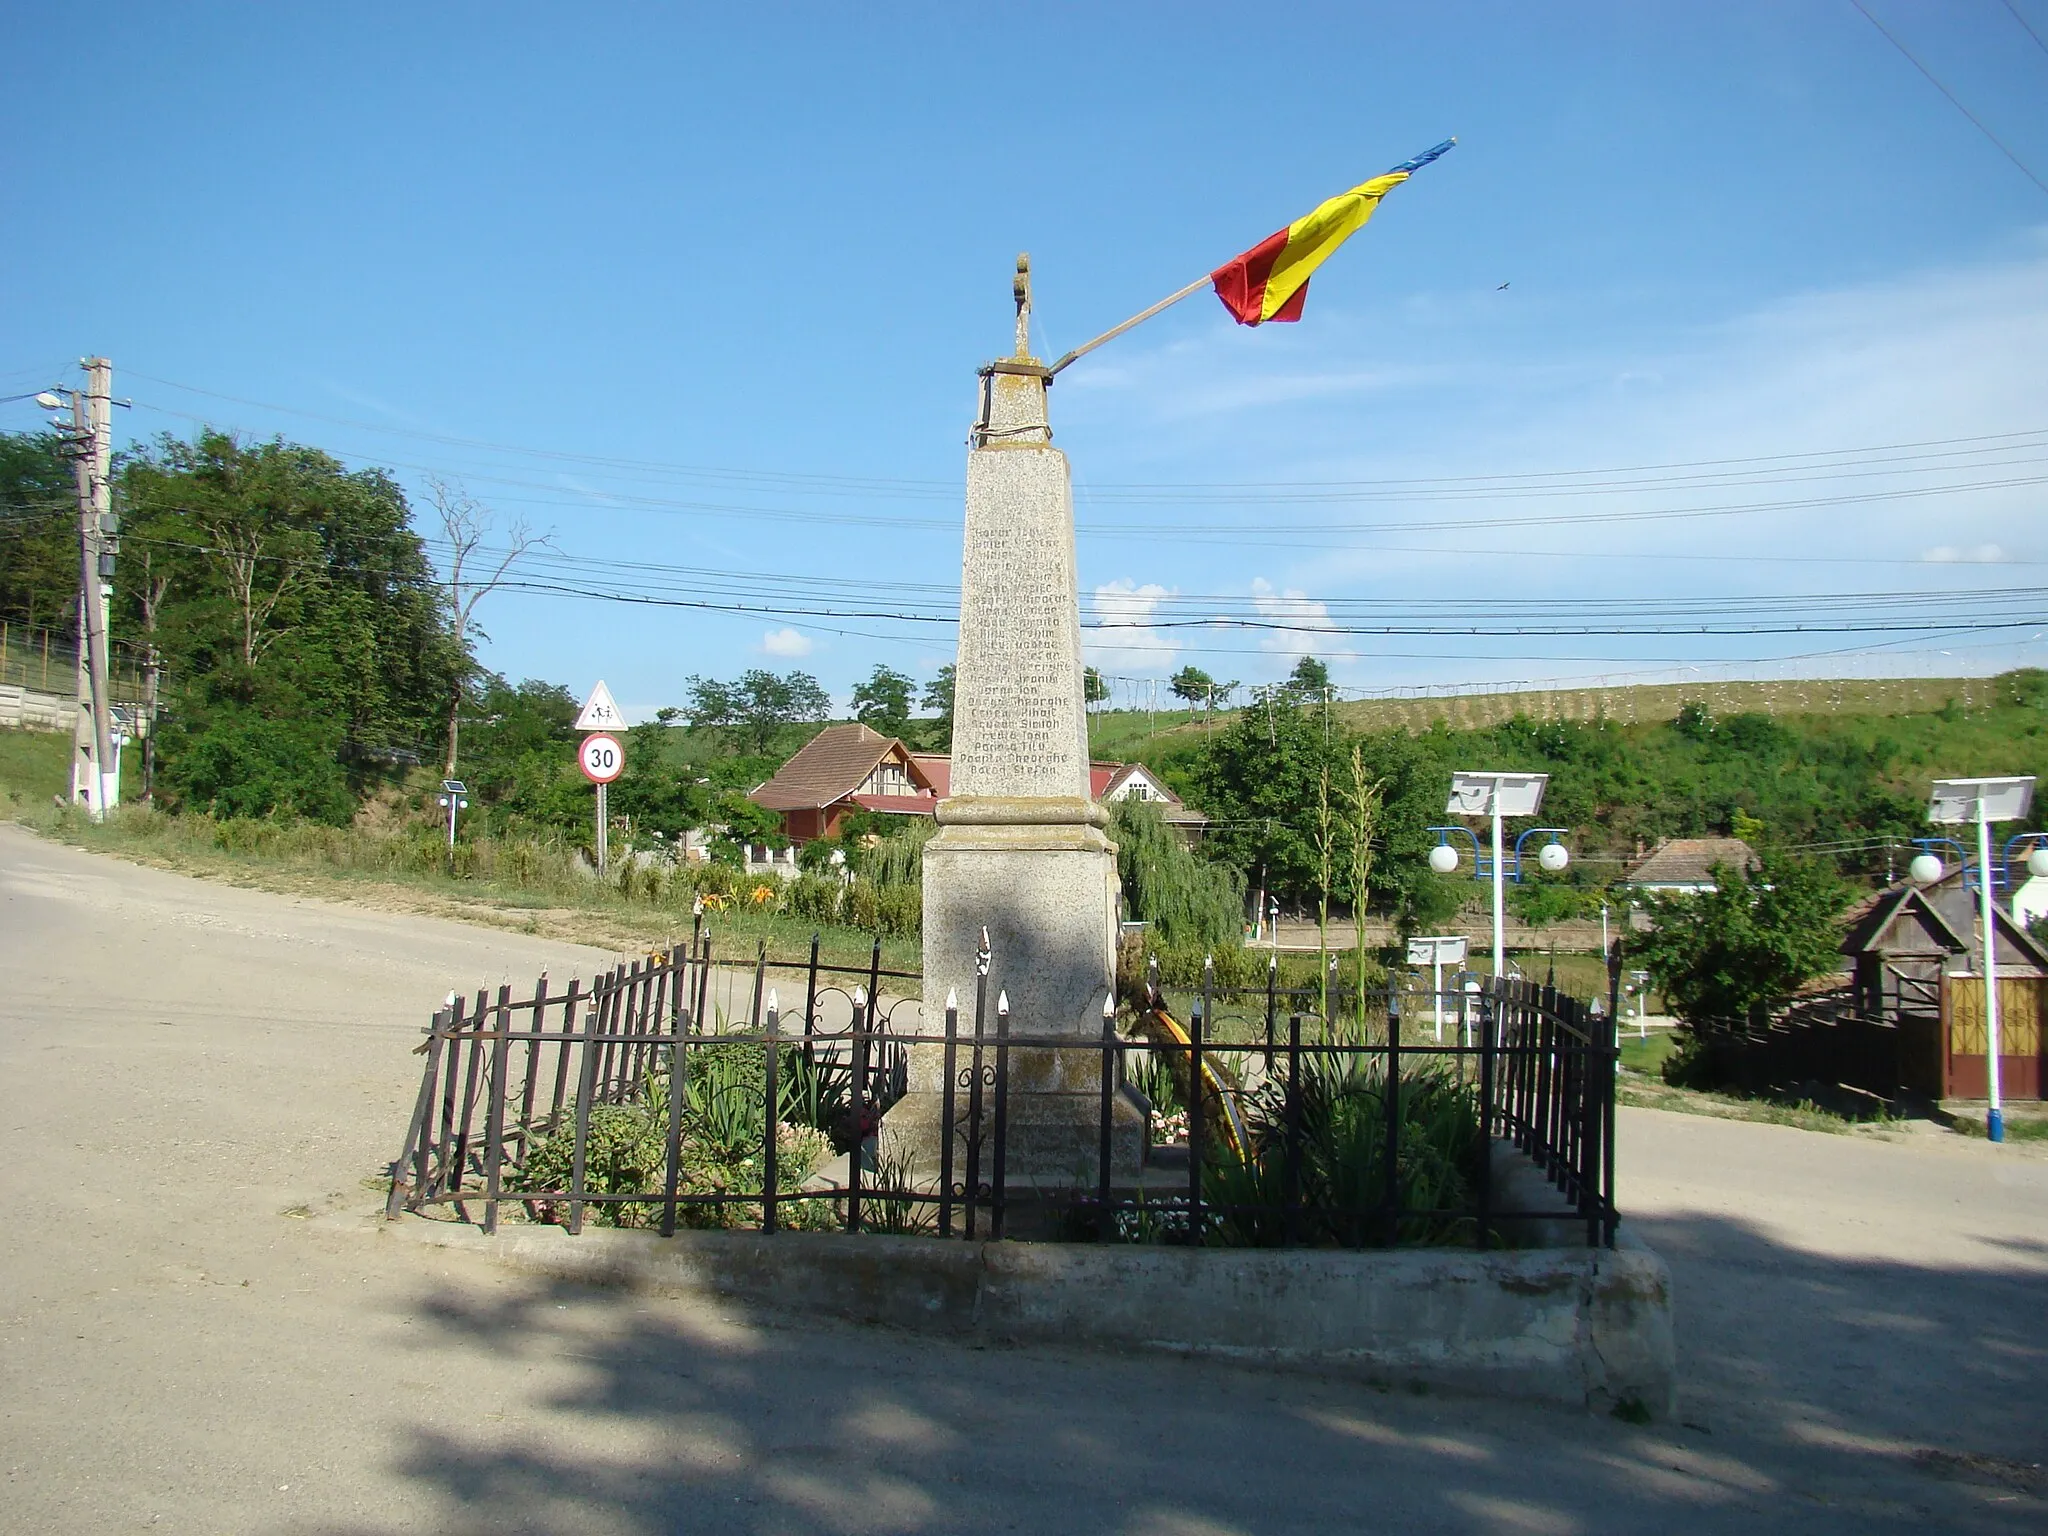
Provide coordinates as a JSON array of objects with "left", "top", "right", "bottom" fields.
[
  {"left": 760, "top": 626, "right": 813, "bottom": 657},
  {"left": 1085, "top": 579, "right": 1181, "bottom": 677},
  {"left": 1921, "top": 544, "right": 2009, "bottom": 564},
  {"left": 1248, "top": 577, "right": 1358, "bottom": 668}
]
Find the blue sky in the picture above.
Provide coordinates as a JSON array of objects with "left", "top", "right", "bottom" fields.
[{"left": 5, "top": 3, "right": 2046, "bottom": 719}]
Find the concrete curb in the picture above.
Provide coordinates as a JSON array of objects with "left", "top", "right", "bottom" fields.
[{"left": 378, "top": 1217, "right": 1675, "bottom": 1416}]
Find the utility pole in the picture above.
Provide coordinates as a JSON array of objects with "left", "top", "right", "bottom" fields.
[{"left": 55, "top": 360, "right": 117, "bottom": 817}]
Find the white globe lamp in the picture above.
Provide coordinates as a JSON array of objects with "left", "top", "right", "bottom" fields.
[
  {"left": 1907, "top": 852, "right": 1944, "bottom": 887},
  {"left": 2029, "top": 844, "right": 2048, "bottom": 879},
  {"left": 1428, "top": 844, "right": 1459, "bottom": 875},
  {"left": 1538, "top": 840, "right": 1570, "bottom": 874}
]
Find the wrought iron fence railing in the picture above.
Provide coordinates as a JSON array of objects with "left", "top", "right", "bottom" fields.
[{"left": 387, "top": 933, "right": 1619, "bottom": 1249}]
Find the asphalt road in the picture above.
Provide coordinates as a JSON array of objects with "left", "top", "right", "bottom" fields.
[{"left": 2, "top": 824, "right": 2044, "bottom": 1534}]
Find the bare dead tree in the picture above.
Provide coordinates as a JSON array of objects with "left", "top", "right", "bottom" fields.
[
  {"left": 196, "top": 517, "right": 305, "bottom": 668},
  {"left": 430, "top": 474, "right": 549, "bottom": 776}
]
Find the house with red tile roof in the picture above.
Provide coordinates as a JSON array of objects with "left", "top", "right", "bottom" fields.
[{"left": 749, "top": 726, "right": 1205, "bottom": 844}]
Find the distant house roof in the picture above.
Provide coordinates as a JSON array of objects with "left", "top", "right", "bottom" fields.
[
  {"left": 1622, "top": 837, "right": 1759, "bottom": 890},
  {"left": 749, "top": 724, "right": 936, "bottom": 812},
  {"left": 908, "top": 752, "right": 950, "bottom": 798},
  {"left": 1095, "top": 760, "right": 1206, "bottom": 826},
  {"left": 753, "top": 729, "right": 1205, "bottom": 828},
  {"left": 1844, "top": 874, "right": 2048, "bottom": 971}
]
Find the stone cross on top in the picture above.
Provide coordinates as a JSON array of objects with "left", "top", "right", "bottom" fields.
[{"left": 1012, "top": 253, "right": 1031, "bottom": 358}]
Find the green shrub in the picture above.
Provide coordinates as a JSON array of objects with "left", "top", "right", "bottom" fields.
[
  {"left": 1199, "top": 1057, "right": 1485, "bottom": 1247},
  {"left": 785, "top": 873, "right": 844, "bottom": 926}
]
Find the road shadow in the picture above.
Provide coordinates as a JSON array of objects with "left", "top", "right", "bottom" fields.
[{"left": 305, "top": 1213, "right": 2046, "bottom": 1536}]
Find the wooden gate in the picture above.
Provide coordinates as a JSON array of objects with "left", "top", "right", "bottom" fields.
[{"left": 1943, "top": 975, "right": 2046, "bottom": 1100}]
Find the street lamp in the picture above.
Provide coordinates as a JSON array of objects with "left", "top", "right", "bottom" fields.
[
  {"left": 1908, "top": 775, "right": 2036, "bottom": 1144},
  {"left": 437, "top": 779, "right": 470, "bottom": 867},
  {"left": 1425, "top": 770, "right": 1568, "bottom": 978}
]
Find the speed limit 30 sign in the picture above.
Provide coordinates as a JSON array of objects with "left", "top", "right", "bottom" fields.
[{"left": 578, "top": 732, "right": 625, "bottom": 784}]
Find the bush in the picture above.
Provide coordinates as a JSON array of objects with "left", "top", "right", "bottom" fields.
[
  {"left": 1632, "top": 850, "right": 1850, "bottom": 1027},
  {"left": 519, "top": 1050, "right": 832, "bottom": 1230},
  {"left": 1123, "top": 1057, "right": 1486, "bottom": 1248},
  {"left": 784, "top": 873, "right": 844, "bottom": 926},
  {"left": 161, "top": 710, "right": 355, "bottom": 825},
  {"left": 846, "top": 876, "right": 919, "bottom": 937}
]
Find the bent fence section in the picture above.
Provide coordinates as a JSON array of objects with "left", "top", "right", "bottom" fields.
[{"left": 388, "top": 933, "right": 1619, "bottom": 1249}]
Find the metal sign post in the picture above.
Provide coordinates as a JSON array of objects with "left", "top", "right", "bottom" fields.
[
  {"left": 578, "top": 731, "right": 625, "bottom": 878},
  {"left": 437, "top": 779, "right": 468, "bottom": 871}
]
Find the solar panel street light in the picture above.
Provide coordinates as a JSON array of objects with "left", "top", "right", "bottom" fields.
[
  {"left": 1433, "top": 771, "right": 1558, "bottom": 979},
  {"left": 1923, "top": 774, "right": 2038, "bottom": 1143},
  {"left": 1927, "top": 777, "right": 2034, "bottom": 825},
  {"left": 1446, "top": 770, "right": 1548, "bottom": 819}
]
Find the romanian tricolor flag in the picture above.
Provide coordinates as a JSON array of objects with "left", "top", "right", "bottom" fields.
[{"left": 1210, "top": 139, "right": 1456, "bottom": 326}]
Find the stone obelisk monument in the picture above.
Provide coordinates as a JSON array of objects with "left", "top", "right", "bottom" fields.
[{"left": 883, "top": 256, "right": 1146, "bottom": 1190}]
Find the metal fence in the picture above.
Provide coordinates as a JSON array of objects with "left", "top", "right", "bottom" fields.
[{"left": 387, "top": 932, "right": 1619, "bottom": 1249}]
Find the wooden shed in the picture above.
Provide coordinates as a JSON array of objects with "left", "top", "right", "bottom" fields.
[{"left": 1841, "top": 880, "right": 2048, "bottom": 1101}]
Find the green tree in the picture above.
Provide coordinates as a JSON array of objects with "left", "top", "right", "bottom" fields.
[
  {"left": 1110, "top": 799, "right": 1245, "bottom": 946},
  {"left": 920, "top": 664, "right": 956, "bottom": 750},
  {"left": 1285, "top": 655, "right": 1331, "bottom": 698},
  {"left": 1190, "top": 692, "right": 1331, "bottom": 903},
  {"left": 1632, "top": 851, "right": 1850, "bottom": 1027},
  {"left": 1169, "top": 665, "right": 1214, "bottom": 718},
  {"left": 116, "top": 429, "right": 462, "bottom": 809},
  {"left": 1084, "top": 667, "right": 1110, "bottom": 708},
  {"left": 852, "top": 665, "right": 915, "bottom": 739},
  {"left": 683, "top": 668, "right": 832, "bottom": 753},
  {"left": 0, "top": 431, "right": 79, "bottom": 633}
]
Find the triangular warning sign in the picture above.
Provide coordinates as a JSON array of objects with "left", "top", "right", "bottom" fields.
[{"left": 574, "top": 680, "right": 624, "bottom": 732}]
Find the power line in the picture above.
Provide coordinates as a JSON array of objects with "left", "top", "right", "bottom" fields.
[
  {"left": 1850, "top": 0, "right": 2048, "bottom": 198},
  {"left": 2005, "top": 0, "right": 2048, "bottom": 59},
  {"left": 118, "top": 400, "right": 2048, "bottom": 547}
]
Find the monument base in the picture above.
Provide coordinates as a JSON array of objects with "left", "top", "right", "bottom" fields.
[{"left": 883, "top": 795, "right": 1147, "bottom": 1188}]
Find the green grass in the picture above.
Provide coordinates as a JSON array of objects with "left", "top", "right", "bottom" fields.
[
  {"left": 1947, "top": 1113, "right": 2048, "bottom": 1142},
  {"left": 1617, "top": 1029, "right": 1680, "bottom": 1077},
  {"left": 0, "top": 726, "right": 69, "bottom": 813},
  {"left": 1, "top": 728, "right": 917, "bottom": 981},
  {"left": 1617, "top": 1077, "right": 1870, "bottom": 1134}
]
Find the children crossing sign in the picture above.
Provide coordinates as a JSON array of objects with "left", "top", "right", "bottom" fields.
[{"left": 573, "top": 680, "right": 623, "bottom": 732}]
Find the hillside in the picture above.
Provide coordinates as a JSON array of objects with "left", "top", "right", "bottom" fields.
[{"left": 1082, "top": 674, "right": 1999, "bottom": 761}]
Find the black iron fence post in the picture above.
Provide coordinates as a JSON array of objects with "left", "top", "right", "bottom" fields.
[
  {"left": 803, "top": 932, "right": 821, "bottom": 1075},
  {"left": 1097, "top": 990, "right": 1116, "bottom": 1237},
  {"left": 567, "top": 968, "right": 607, "bottom": 1235},
  {"left": 847, "top": 985, "right": 869, "bottom": 1233},
  {"left": 449, "top": 987, "right": 489, "bottom": 1210},
  {"left": 1284, "top": 1008, "right": 1303, "bottom": 1247},
  {"left": 518, "top": 973, "right": 548, "bottom": 1154},
  {"left": 660, "top": 984, "right": 690, "bottom": 1237},
  {"left": 990, "top": 990, "right": 1011, "bottom": 1240},
  {"left": 763, "top": 991, "right": 781, "bottom": 1235},
  {"left": 1188, "top": 957, "right": 1210, "bottom": 1246},
  {"left": 939, "top": 989, "right": 959, "bottom": 1238},
  {"left": 964, "top": 944, "right": 990, "bottom": 1240},
  {"left": 388, "top": 1003, "right": 451, "bottom": 1219},
  {"left": 433, "top": 993, "right": 469, "bottom": 1201},
  {"left": 1382, "top": 975, "right": 1401, "bottom": 1246},
  {"left": 1263, "top": 954, "right": 1277, "bottom": 1075},
  {"left": 482, "top": 983, "right": 513, "bottom": 1235}
]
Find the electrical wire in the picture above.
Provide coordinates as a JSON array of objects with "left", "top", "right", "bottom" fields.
[{"left": 1850, "top": 0, "right": 2048, "bottom": 197}]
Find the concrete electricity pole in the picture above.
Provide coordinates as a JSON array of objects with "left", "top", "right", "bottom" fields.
[{"left": 64, "top": 359, "right": 119, "bottom": 817}]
